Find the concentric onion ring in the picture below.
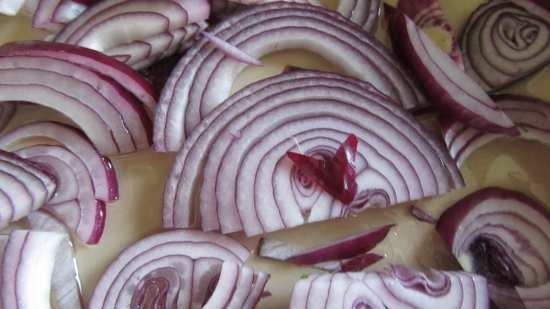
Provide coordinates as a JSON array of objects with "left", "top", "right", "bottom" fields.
[
  {"left": 289, "top": 265, "right": 489, "bottom": 309},
  {"left": 0, "top": 150, "right": 56, "bottom": 229},
  {"left": 162, "top": 71, "right": 462, "bottom": 236},
  {"left": 443, "top": 95, "right": 550, "bottom": 166},
  {"left": 88, "top": 229, "right": 267, "bottom": 309},
  {"left": 437, "top": 187, "right": 550, "bottom": 309},
  {"left": 461, "top": 0, "right": 550, "bottom": 91},
  {"left": 154, "top": 2, "right": 426, "bottom": 151}
]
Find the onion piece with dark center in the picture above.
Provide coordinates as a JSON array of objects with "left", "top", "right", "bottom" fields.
[
  {"left": 88, "top": 229, "right": 270, "bottom": 309},
  {"left": 290, "top": 265, "right": 489, "bottom": 308},
  {"left": 396, "top": 0, "right": 463, "bottom": 68},
  {"left": 162, "top": 71, "right": 462, "bottom": 236},
  {"left": 0, "top": 48, "right": 152, "bottom": 155},
  {"left": 27, "top": 211, "right": 83, "bottom": 309},
  {"left": 154, "top": 2, "right": 427, "bottom": 151},
  {"left": 0, "top": 121, "right": 118, "bottom": 202},
  {"left": 0, "top": 229, "right": 78, "bottom": 309},
  {"left": 0, "top": 150, "right": 56, "bottom": 229},
  {"left": 0, "top": 41, "right": 157, "bottom": 115},
  {"left": 461, "top": 0, "right": 550, "bottom": 92},
  {"left": 387, "top": 6, "right": 518, "bottom": 135},
  {"left": 437, "top": 187, "right": 550, "bottom": 309},
  {"left": 443, "top": 95, "right": 550, "bottom": 167},
  {"left": 258, "top": 224, "right": 392, "bottom": 271},
  {"left": 15, "top": 144, "right": 106, "bottom": 245}
]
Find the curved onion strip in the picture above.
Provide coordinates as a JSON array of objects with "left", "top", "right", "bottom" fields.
[
  {"left": 88, "top": 229, "right": 252, "bottom": 309},
  {"left": 27, "top": 211, "right": 83, "bottom": 309},
  {"left": 16, "top": 145, "right": 106, "bottom": 244},
  {"left": 0, "top": 121, "right": 118, "bottom": 202},
  {"left": 54, "top": 0, "right": 210, "bottom": 63},
  {"left": 388, "top": 7, "right": 517, "bottom": 135},
  {"left": 0, "top": 230, "right": 68, "bottom": 309},
  {"left": 396, "top": 0, "right": 463, "bottom": 68},
  {"left": 0, "top": 41, "right": 157, "bottom": 115},
  {"left": 443, "top": 95, "right": 550, "bottom": 166},
  {"left": 162, "top": 71, "right": 462, "bottom": 236},
  {"left": 32, "top": 0, "right": 86, "bottom": 31},
  {"left": 437, "top": 187, "right": 550, "bottom": 309},
  {"left": 0, "top": 56, "right": 151, "bottom": 155},
  {"left": 0, "top": 150, "right": 56, "bottom": 228},
  {"left": 154, "top": 2, "right": 427, "bottom": 151},
  {"left": 461, "top": 0, "right": 550, "bottom": 91},
  {"left": 337, "top": 0, "right": 381, "bottom": 32},
  {"left": 289, "top": 265, "right": 489, "bottom": 309},
  {"left": 0, "top": 103, "right": 15, "bottom": 132},
  {"left": 201, "top": 31, "right": 262, "bottom": 66}
]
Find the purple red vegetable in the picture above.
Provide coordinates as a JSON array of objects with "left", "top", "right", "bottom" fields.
[
  {"left": 290, "top": 265, "right": 489, "bottom": 308},
  {"left": 162, "top": 70, "right": 462, "bottom": 236},
  {"left": 461, "top": 0, "right": 550, "bottom": 92},
  {"left": 437, "top": 187, "right": 550, "bottom": 309}
]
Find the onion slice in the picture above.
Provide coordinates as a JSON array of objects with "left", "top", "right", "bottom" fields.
[
  {"left": 0, "top": 230, "right": 76, "bottom": 309},
  {"left": 443, "top": 95, "right": 550, "bottom": 166},
  {"left": 0, "top": 150, "right": 56, "bottom": 229},
  {"left": 461, "top": 0, "right": 550, "bottom": 91},
  {"left": 337, "top": 0, "right": 381, "bottom": 32},
  {"left": 437, "top": 187, "right": 550, "bottom": 309},
  {"left": 290, "top": 265, "right": 489, "bottom": 308},
  {"left": 88, "top": 229, "right": 258, "bottom": 309},
  {"left": 201, "top": 31, "right": 262, "bottom": 66},
  {"left": 258, "top": 224, "right": 392, "bottom": 271},
  {"left": 27, "top": 211, "right": 84, "bottom": 309},
  {"left": 0, "top": 121, "right": 118, "bottom": 202},
  {"left": 396, "top": 0, "right": 463, "bottom": 68},
  {"left": 387, "top": 6, "right": 518, "bottom": 135},
  {"left": 16, "top": 144, "right": 107, "bottom": 245},
  {"left": 0, "top": 48, "right": 152, "bottom": 155},
  {"left": 154, "top": 2, "right": 427, "bottom": 151},
  {"left": 162, "top": 71, "right": 462, "bottom": 236},
  {"left": 0, "top": 41, "right": 157, "bottom": 115}
]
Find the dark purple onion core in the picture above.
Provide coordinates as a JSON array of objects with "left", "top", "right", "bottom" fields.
[{"left": 470, "top": 238, "right": 522, "bottom": 288}]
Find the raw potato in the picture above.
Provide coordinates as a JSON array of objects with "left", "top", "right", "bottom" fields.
[{"left": 2, "top": 1, "right": 550, "bottom": 308}]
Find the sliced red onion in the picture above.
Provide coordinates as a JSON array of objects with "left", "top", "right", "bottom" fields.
[
  {"left": 0, "top": 103, "right": 15, "bottom": 132},
  {"left": 88, "top": 229, "right": 258, "bottom": 309},
  {"left": 27, "top": 211, "right": 83, "bottom": 309},
  {"left": 162, "top": 71, "right": 462, "bottom": 236},
  {"left": 32, "top": 0, "right": 87, "bottom": 31},
  {"left": 388, "top": 6, "right": 518, "bottom": 135},
  {"left": 443, "top": 95, "right": 550, "bottom": 167},
  {"left": 0, "top": 150, "right": 56, "bottom": 229},
  {"left": 0, "top": 229, "right": 75, "bottom": 309},
  {"left": 287, "top": 134, "right": 358, "bottom": 205},
  {"left": 0, "top": 121, "right": 118, "bottom": 202},
  {"left": 15, "top": 145, "right": 106, "bottom": 244},
  {"left": 258, "top": 224, "right": 392, "bottom": 271},
  {"left": 437, "top": 187, "right": 550, "bottom": 309},
  {"left": 0, "top": 51, "right": 151, "bottom": 155},
  {"left": 202, "top": 31, "right": 262, "bottom": 66},
  {"left": 290, "top": 265, "right": 489, "bottom": 308},
  {"left": 397, "top": 0, "right": 463, "bottom": 68},
  {"left": 154, "top": 2, "right": 427, "bottom": 151},
  {"left": 337, "top": 0, "right": 381, "bottom": 32},
  {"left": 54, "top": 0, "right": 210, "bottom": 67},
  {"left": 461, "top": 0, "right": 550, "bottom": 92},
  {"left": 0, "top": 41, "right": 157, "bottom": 115}
]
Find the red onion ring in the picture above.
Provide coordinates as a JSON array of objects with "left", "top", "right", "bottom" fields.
[
  {"left": 162, "top": 71, "right": 462, "bottom": 236},
  {"left": 461, "top": 0, "right": 550, "bottom": 91},
  {"left": 338, "top": 0, "right": 381, "bottom": 32},
  {"left": 0, "top": 150, "right": 56, "bottom": 229},
  {"left": 437, "top": 187, "right": 550, "bottom": 309},
  {"left": 0, "top": 121, "right": 118, "bottom": 202},
  {"left": 290, "top": 265, "right": 489, "bottom": 308},
  {"left": 88, "top": 229, "right": 262, "bottom": 309},
  {"left": 154, "top": 2, "right": 427, "bottom": 151}
]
